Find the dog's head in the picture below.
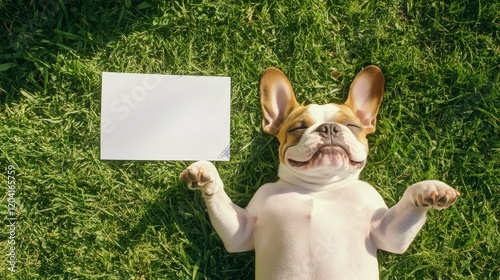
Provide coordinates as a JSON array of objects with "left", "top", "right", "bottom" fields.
[{"left": 260, "top": 66, "right": 384, "bottom": 188}]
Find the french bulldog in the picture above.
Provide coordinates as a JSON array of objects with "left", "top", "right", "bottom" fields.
[{"left": 180, "top": 66, "right": 459, "bottom": 279}]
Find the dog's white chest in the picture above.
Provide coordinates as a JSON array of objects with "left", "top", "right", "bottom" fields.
[{"left": 247, "top": 181, "right": 382, "bottom": 279}]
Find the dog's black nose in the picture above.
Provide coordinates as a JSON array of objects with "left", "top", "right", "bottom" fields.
[{"left": 316, "top": 123, "right": 342, "bottom": 135}]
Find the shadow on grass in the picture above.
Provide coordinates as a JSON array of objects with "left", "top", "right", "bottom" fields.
[{"left": 0, "top": 0, "right": 163, "bottom": 103}]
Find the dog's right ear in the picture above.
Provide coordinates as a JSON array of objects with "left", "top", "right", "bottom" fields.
[
  {"left": 260, "top": 67, "right": 299, "bottom": 135},
  {"left": 345, "top": 65, "right": 384, "bottom": 134}
]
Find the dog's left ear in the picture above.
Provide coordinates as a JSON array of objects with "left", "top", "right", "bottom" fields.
[
  {"left": 260, "top": 67, "right": 299, "bottom": 135},
  {"left": 345, "top": 65, "right": 385, "bottom": 134}
]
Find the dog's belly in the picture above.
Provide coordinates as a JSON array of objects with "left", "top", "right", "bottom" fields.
[{"left": 250, "top": 182, "right": 381, "bottom": 279}]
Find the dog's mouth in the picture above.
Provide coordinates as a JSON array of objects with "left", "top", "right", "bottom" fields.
[{"left": 287, "top": 145, "right": 365, "bottom": 169}]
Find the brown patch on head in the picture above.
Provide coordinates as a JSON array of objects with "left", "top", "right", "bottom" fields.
[
  {"left": 336, "top": 104, "right": 369, "bottom": 145},
  {"left": 275, "top": 105, "right": 308, "bottom": 162}
]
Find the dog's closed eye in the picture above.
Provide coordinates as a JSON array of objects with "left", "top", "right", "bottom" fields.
[
  {"left": 289, "top": 126, "right": 308, "bottom": 135},
  {"left": 346, "top": 123, "right": 362, "bottom": 133}
]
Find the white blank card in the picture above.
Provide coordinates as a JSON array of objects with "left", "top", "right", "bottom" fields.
[{"left": 100, "top": 72, "right": 230, "bottom": 161}]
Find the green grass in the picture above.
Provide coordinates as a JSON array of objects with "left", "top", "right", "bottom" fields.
[{"left": 0, "top": 0, "right": 498, "bottom": 279}]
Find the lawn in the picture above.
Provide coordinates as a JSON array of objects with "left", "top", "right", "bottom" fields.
[{"left": 0, "top": 0, "right": 499, "bottom": 279}]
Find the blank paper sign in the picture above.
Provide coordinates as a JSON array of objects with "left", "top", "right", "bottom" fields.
[{"left": 101, "top": 72, "right": 230, "bottom": 161}]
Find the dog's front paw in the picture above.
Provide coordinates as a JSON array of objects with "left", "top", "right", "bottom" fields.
[
  {"left": 180, "top": 161, "right": 220, "bottom": 196},
  {"left": 406, "top": 180, "right": 460, "bottom": 210}
]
